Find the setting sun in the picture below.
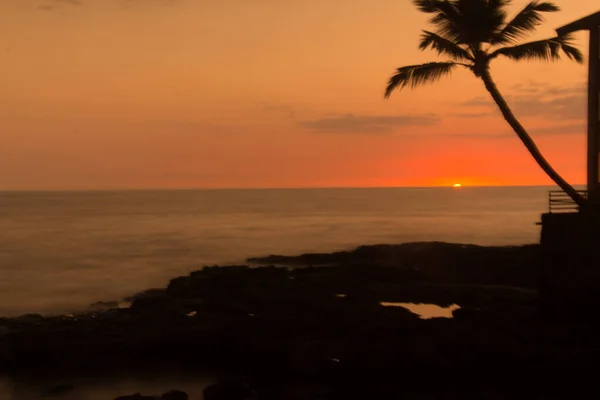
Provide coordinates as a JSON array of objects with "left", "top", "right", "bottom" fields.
[{"left": 453, "top": 184, "right": 462, "bottom": 188}]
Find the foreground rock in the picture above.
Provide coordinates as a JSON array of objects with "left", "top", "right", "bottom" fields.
[
  {"left": 114, "top": 394, "right": 157, "bottom": 400},
  {"left": 114, "top": 390, "right": 188, "bottom": 400},
  {"left": 1, "top": 242, "right": 598, "bottom": 397},
  {"left": 203, "top": 381, "right": 255, "bottom": 400}
]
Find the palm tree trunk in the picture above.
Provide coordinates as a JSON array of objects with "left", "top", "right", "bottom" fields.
[{"left": 480, "top": 68, "right": 587, "bottom": 208}]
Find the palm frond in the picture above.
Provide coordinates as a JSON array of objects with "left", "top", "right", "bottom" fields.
[
  {"left": 415, "top": 0, "right": 509, "bottom": 47},
  {"left": 385, "top": 62, "right": 458, "bottom": 98},
  {"left": 412, "top": 0, "right": 445, "bottom": 13},
  {"left": 481, "top": 0, "right": 511, "bottom": 38},
  {"left": 492, "top": 1, "right": 560, "bottom": 45},
  {"left": 419, "top": 31, "right": 474, "bottom": 61},
  {"left": 454, "top": 0, "right": 509, "bottom": 44},
  {"left": 429, "top": 2, "right": 465, "bottom": 43},
  {"left": 490, "top": 37, "right": 560, "bottom": 61},
  {"left": 490, "top": 34, "right": 583, "bottom": 63},
  {"left": 557, "top": 33, "right": 584, "bottom": 63},
  {"left": 412, "top": 0, "right": 465, "bottom": 43}
]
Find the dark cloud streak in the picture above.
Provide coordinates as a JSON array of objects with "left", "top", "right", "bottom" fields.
[
  {"left": 262, "top": 104, "right": 295, "bottom": 119},
  {"left": 452, "top": 112, "right": 492, "bottom": 119},
  {"left": 534, "top": 123, "right": 587, "bottom": 135},
  {"left": 38, "top": 0, "right": 82, "bottom": 12},
  {"left": 50, "top": 0, "right": 83, "bottom": 5},
  {"left": 463, "top": 82, "right": 586, "bottom": 122},
  {"left": 119, "top": 0, "right": 178, "bottom": 6},
  {"left": 37, "top": 4, "right": 58, "bottom": 11},
  {"left": 38, "top": 0, "right": 178, "bottom": 12},
  {"left": 301, "top": 113, "right": 439, "bottom": 134}
]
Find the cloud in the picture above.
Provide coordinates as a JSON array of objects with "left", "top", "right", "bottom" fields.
[
  {"left": 534, "top": 123, "right": 587, "bottom": 135},
  {"left": 511, "top": 81, "right": 586, "bottom": 97},
  {"left": 425, "top": 131, "right": 511, "bottom": 140},
  {"left": 464, "top": 82, "right": 586, "bottom": 122},
  {"left": 431, "top": 124, "right": 586, "bottom": 141},
  {"left": 0, "top": 114, "right": 48, "bottom": 122},
  {"left": 463, "top": 97, "right": 491, "bottom": 107},
  {"left": 262, "top": 104, "right": 295, "bottom": 119},
  {"left": 511, "top": 94, "right": 585, "bottom": 120},
  {"left": 38, "top": 0, "right": 82, "bottom": 11},
  {"left": 38, "top": 4, "right": 58, "bottom": 11},
  {"left": 452, "top": 112, "right": 492, "bottom": 119},
  {"left": 37, "top": 0, "right": 177, "bottom": 11},
  {"left": 300, "top": 113, "right": 439, "bottom": 134},
  {"left": 120, "top": 0, "right": 178, "bottom": 6},
  {"left": 52, "top": 0, "right": 83, "bottom": 4}
]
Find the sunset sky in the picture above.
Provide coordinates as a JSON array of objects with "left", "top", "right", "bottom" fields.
[{"left": 0, "top": 0, "right": 597, "bottom": 190}]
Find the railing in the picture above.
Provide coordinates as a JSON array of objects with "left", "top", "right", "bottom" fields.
[{"left": 548, "top": 190, "right": 588, "bottom": 213}]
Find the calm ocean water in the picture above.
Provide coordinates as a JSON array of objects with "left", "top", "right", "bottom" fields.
[{"left": 0, "top": 187, "right": 555, "bottom": 317}]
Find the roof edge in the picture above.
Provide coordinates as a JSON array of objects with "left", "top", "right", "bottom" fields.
[{"left": 556, "top": 11, "right": 600, "bottom": 35}]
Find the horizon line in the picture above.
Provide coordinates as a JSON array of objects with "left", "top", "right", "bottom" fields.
[{"left": 0, "top": 184, "right": 585, "bottom": 193}]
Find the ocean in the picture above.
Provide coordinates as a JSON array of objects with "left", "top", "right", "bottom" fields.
[{"left": 0, "top": 186, "right": 554, "bottom": 317}]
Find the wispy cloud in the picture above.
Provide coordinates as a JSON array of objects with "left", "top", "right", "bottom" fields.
[
  {"left": 464, "top": 82, "right": 586, "bottom": 122},
  {"left": 37, "top": 0, "right": 178, "bottom": 11},
  {"left": 38, "top": 0, "right": 82, "bottom": 11},
  {"left": 262, "top": 104, "right": 295, "bottom": 119},
  {"left": 52, "top": 0, "right": 83, "bottom": 4},
  {"left": 433, "top": 124, "right": 586, "bottom": 141},
  {"left": 437, "top": 132, "right": 510, "bottom": 139},
  {"left": 0, "top": 114, "right": 48, "bottom": 122},
  {"left": 300, "top": 113, "right": 439, "bottom": 134},
  {"left": 38, "top": 4, "right": 58, "bottom": 11},
  {"left": 119, "top": 0, "right": 178, "bottom": 7},
  {"left": 511, "top": 81, "right": 586, "bottom": 97},
  {"left": 534, "top": 123, "right": 587, "bottom": 135},
  {"left": 452, "top": 112, "right": 492, "bottom": 119}
]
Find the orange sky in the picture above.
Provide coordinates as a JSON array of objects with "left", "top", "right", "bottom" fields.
[{"left": 0, "top": 0, "right": 596, "bottom": 190}]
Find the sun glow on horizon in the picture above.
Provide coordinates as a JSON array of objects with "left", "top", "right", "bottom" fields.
[{"left": 453, "top": 183, "right": 462, "bottom": 188}]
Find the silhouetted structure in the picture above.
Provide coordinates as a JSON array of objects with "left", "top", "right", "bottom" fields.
[
  {"left": 537, "top": 11, "right": 600, "bottom": 318},
  {"left": 557, "top": 11, "right": 600, "bottom": 208}
]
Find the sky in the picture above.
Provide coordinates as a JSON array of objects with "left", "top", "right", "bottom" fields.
[{"left": 0, "top": 0, "right": 597, "bottom": 190}]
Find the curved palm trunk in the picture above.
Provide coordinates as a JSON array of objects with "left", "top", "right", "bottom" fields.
[{"left": 480, "top": 68, "right": 587, "bottom": 208}]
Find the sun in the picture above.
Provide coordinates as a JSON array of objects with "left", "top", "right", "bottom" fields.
[{"left": 453, "top": 183, "right": 462, "bottom": 188}]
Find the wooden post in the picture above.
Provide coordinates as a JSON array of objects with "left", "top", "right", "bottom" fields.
[
  {"left": 590, "top": 26, "right": 600, "bottom": 203},
  {"left": 557, "top": 11, "right": 600, "bottom": 206}
]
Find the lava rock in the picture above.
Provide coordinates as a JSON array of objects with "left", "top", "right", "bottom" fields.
[
  {"left": 130, "top": 289, "right": 174, "bottom": 311},
  {"left": 114, "top": 394, "right": 158, "bottom": 400},
  {"left": 161, "top": 390, "right": 188, "bottom": 400},
  {"left": 203, "top": 380, "right": 256, "bottom": 400},
  {"left": 40, "top": 383, "right": 74, "bottom": 397}
]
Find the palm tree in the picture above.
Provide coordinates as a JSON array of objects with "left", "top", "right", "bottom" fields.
[{"left": 385, "top": 0, "right": 586, "bottom": 207}]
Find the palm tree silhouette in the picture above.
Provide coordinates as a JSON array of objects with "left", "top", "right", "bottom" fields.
[{"left": 385, "top": 0, "right": 586, "bottom": 207}]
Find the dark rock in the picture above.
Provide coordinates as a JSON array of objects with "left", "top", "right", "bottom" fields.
[
  {"left": 114, "top": 394, "right": 158, "bottom": 400},
  {"left": 129, "top": 289, "right": 174, "bottom": 311},
  {"left": 166, "top": 276, "right": 198, "bottom": 298},
  {"left": 249, "top": 242, "right": 540, "bottom": 286},
  {"left": 452, "top": 307, "right": 483, "bottom": 319},
  {"left": 203, "top": 380, "right": 256, "bottom": 400},
  {"left": 14, "top": 314, "right": 45, "bottom": 324},
  {"left": 160, "top": 390, "right": 188, "bottom": 400},
  {"left": 40, "top": 383, "right": 75, "bottom": 397},
  {"left": 89, "top": 301, "right": 120, "bottom": 312},
  {"left": 5, "top": 241, "right": 599, "bottom": 398}
]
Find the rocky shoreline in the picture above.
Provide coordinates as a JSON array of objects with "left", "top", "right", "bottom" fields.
[{"left": 1, "top": 242, "right": 599, "bottom": 398}]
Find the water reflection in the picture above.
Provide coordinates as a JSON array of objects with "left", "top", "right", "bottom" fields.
[{"left": 380, "top": 302, "right": 460, "bottom": 319}]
